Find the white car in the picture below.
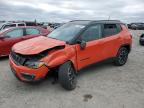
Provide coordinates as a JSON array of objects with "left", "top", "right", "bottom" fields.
[{"left": 0, "top": 22, "right": 26, "bottom": 31}]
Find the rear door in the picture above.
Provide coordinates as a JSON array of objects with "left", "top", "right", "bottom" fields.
[
  {"left": 100, "top": 23, "right": 122, "bottom": 59},
  {"left": 76, "top": 24, "right": 106, "bottom": 70},
  {"left": 22, "top": 27, "right": 40, "bottom": 40},
  {"left": 0, "top": 28, "right": 24, "bottom": 55}
]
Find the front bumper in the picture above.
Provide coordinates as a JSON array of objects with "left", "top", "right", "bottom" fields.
[{"left": 9, "top": 56, "right": 49, "bottom": 82}]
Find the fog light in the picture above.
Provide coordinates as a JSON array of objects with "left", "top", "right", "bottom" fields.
[{"left": 21, "top": 72, "right": 35, "bottom": 81}]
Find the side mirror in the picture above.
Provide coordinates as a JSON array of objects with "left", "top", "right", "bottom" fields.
[{"left": 77, "top": 40, "right": 86, "bottom": 49}]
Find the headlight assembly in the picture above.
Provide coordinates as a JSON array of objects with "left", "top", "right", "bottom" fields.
[{"left": 24, "top": 61, "right": 47, "bottom": 69}]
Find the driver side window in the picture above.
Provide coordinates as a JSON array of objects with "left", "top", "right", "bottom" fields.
[
  {"left": 5, "top": 29, "right": 23, "bottom": 38},
  {"left": 81, "top": 24, "right": 102, "bottom": 42}
]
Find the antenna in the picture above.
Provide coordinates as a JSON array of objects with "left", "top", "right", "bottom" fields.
[{"left": 108, "top": 16, "right": 111, "bottom": 20}]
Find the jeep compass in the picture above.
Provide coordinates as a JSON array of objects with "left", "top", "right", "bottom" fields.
[{"left": 9, "top": 20, "right": 132, "bottom": 90}]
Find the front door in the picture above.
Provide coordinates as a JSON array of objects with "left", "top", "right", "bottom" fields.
[
  {"left": 76, "top": 24, "right": 105, "bottom": 70},
  {"left": 0, "top": 28, "right": 23, "bottom": 55}
]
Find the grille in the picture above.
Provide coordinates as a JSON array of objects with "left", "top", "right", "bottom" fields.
[
  {"left": 10, "top": 51, "right": 47, "bottom": 66},
  {"left": 11, "top": 51, "right": 26, "bottom": 66}
]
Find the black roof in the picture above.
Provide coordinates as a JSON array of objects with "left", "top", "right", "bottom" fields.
[
  {"left": 69, "top": 20, "right": 123, "bottom": 25},
  {"left": 69, "top": 20, "right": 91, "bottom": 25}
]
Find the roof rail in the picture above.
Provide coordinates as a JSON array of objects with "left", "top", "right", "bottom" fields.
[
  {"left": 69, "top": 20, "right": 92, "bottom": 22},
  {"left": 70, "top": 20, "right": 122, "bottom": 23}
]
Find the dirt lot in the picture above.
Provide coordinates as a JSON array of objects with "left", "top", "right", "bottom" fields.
[{"left": 0, "top": 30, "right": 144, "bottom": 108}]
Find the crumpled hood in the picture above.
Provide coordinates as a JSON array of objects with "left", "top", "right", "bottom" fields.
[{"left": 13, "top": 36, "right": 65, "bottom": 55}]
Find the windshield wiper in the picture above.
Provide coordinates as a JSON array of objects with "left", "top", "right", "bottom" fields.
[{"left": 48, "top": 37, "right": 69, "bottom": 44}]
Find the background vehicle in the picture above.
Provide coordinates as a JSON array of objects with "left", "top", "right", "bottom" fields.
[
  {"left": 0, "top": 26, "right": 50, "bottom": 57},
  {"left": 52, "top": 23, "right": 63, "bottom": 29},
  {"left": 10, "top": 20, "right": 132, "bottom": 90},
  {"left": 128, "top": 23, "right": 144, "bottom": 30},
  {"left": 0, "top": 22, "right": 43, "bottom": 31},
  {"left": 139, "top": 34, "right": 144, "bottom": 45},
  {"left": 0, "top": 22, "right": 26, "bottom": 31},
  {"left": 25, "top": 21, "right": 42, "bottom": 26}
]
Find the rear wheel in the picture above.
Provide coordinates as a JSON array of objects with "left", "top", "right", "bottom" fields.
[
  {"left": 58, "top": 61, "right": 77, "bottom": 90},
  {"left": 139, "top": 40, "right": 144, "bottom": 45},
  {"left": 114, "top": 47, "right": 129, "bottom": 66}
]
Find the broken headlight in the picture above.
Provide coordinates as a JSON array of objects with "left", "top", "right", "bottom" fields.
[{"left": 24, "top": 61, "right": 47, "bottom": 69}]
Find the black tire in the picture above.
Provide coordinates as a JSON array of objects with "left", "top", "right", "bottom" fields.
[
  {"left": 114, "top": 47, "right": 129, "bottom": 66},
  {"left": 139, "top": 40, "right": 144, "bottom": 46},
  {"left": 58, "top": 61, "right": 77, "bottom": 90}
]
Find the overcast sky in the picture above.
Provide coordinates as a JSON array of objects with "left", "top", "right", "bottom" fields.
[{"left": 0, "top": 0, "right": 144, "bottom": 23}]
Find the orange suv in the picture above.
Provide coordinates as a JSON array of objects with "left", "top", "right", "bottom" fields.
[{"left": 9, "top": 20, "right": 132, "bottom": 90}]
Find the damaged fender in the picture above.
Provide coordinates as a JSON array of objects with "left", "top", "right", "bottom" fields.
[{"left": 42, "top": 46, "right": 78, "bottom": 71}]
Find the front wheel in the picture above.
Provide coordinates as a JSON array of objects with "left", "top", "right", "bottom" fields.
[
  {"left": 114, "top": 47, "right": 129, "bottom": 66},
  {"left": 58, "top": 61, "right": 77, "bottom": 90}
]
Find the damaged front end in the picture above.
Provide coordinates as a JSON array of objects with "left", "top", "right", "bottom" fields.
[
  {"left": 10, "top": 50, "right": 48, "bottom": 69},
  {"left": 10, "top": 45, "right": 65, "bottom": 69}
]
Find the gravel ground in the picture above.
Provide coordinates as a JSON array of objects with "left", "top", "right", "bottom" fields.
[{"left": 0, "top": 30, "right": 144, "bottom": 108}]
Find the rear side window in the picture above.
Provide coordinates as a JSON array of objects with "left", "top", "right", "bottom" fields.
[
  {"left": 5, "top": 29, "right": 23, "bottom": 38},
  {"left": 81, "top": 24, "right": 102, "bottom": 42},
  {"left": 103, "top": 24, "right": 121, "bottom": 37},
  {"left": 18, "top": 24, "right": 25, "bottom": 26},
  {"left": 26, "top": 28, "right": 40, "bottom": 35},
  {"left": 26, "top": 23, "right": 36, "bottom": 26}
]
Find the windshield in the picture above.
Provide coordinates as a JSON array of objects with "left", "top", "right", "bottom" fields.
[{"left": 48, "top": 23, "right": 85, "bottom": 42}]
